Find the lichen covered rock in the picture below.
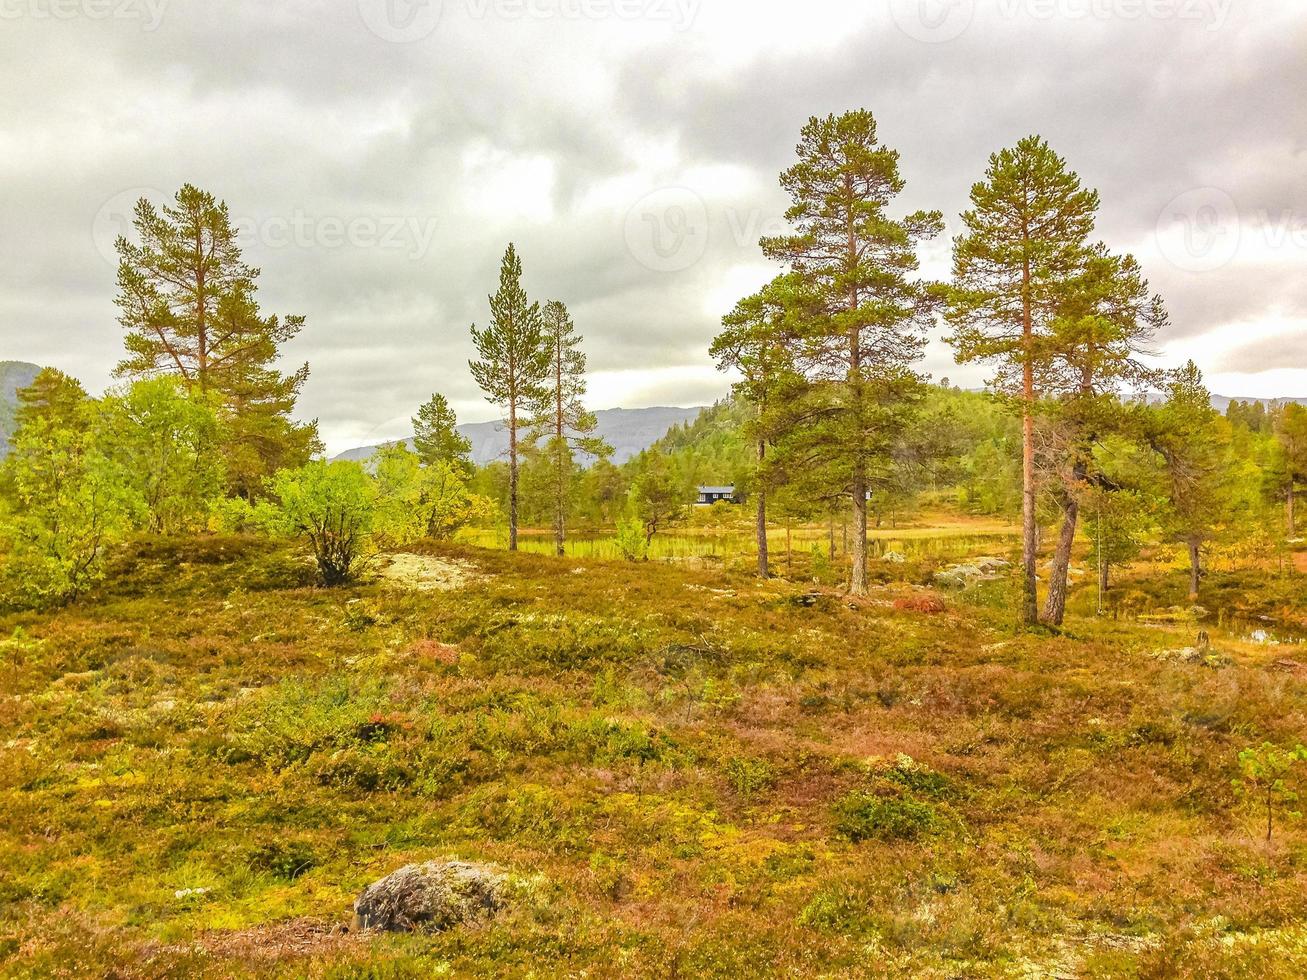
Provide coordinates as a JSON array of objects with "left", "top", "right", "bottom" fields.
[{"left": 352, "top": 860, "right": 505, "bottom": 933}]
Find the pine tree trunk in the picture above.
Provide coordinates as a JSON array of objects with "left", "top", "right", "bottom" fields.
[
  {"left": 554, "top": 339, "right": 565, "bottom": 556},
  {"left": 194, "top": 226, "right": 209, "bottom": 391},
  {"left": 1042, "top": 496, "right": 1079, "bottom": 627},
  {"left": 851, "top": 473, "right": 868, "bottom": 595},
  {"left": 846, "top": 190, "right": 869, "bottom": 597},
  {"left": 1019, "top": 246, "right": 1039, "bottom": 627},
  {"left": 828, "top": 515, "right": 835, "bottom": 560},
  {"left": 1188, "top": 536, "right": 1202, "bottom": 601},
  {"left": 756, "top": 440, "right": 769, "bottom": 579},
  {"left": 1289, "top": 484, "right": 1296, "bottom": 539},
  {"left": 508, "top": 398, "right": 518, "bottom": 552},
  {"left": 554, "top": 483, "right": 564, "bottom": 556},
  {"left": 1098, "top": 559, "right": 1109, "bottom": 603}
]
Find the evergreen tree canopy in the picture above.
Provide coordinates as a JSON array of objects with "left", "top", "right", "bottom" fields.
[{"left": 412, "top": 393, "right": 473, "bottom": 475}]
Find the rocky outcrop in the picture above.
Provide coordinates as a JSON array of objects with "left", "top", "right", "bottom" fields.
[{"left": 352, "top": 861, "right": 505, "bottom": 933}]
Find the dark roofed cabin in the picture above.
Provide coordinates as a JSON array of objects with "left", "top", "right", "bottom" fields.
[{"left": 696, "top": 485, "right": 738, "bottom": 506}]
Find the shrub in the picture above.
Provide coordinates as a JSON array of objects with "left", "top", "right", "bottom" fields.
[
  {"left": 615, "top": 517, "right": 649, "bottom": 562},
  {"left": 271, "top": 461, "right": 377, "bottom": 585},
  {"left": 833, "top": 790, "right": 941, "bottom": 842},
  {"left": 371, "top": 442, "right": 496, "bottom": 546},
  {"left": 725, "top": 756, "right": 777, "bottom": 798},
  {"left": 100, "top": 377, "right": 225, "bottom": 535},
  {"left": 1233, "top": 742, "right": 1307, "bottom": 841},
  {"left": 246, "top": 839, "right": 318, "bottom": 880}
]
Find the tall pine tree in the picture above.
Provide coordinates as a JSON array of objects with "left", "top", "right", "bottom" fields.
[
  {"left": 114, "top": 184, "right": 319, "bottom": 498},
  {"left": 761, "top": 110, "right": 943, "bottom": 595},
  {"left": 1038, "top": 245, "right": 1167, "bottom": 625},
  {"left": 469, "top": 244, "right": 550, "bottom": 551},
  {"left": 530, "top": 300, "right": 611, "bottom": 556},
  {"left": 946, "top": 137, "right": 1099, "bottom": 626}
]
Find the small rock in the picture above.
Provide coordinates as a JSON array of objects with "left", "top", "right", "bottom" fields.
[{"left": 353, "top": 861, "right": 505, "bottom": 934}]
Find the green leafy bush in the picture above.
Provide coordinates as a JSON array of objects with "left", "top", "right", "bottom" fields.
[
  {"left": 1233, "top": 742, "right": 1307, "bottom": 841},
  {"left": 271, "top": 461, "right": 377, "bottom": 585},
  {"left": 833, "top": 790, "right": 941, "bottom": 842},
  {"left": 614, "top": 516, "right": 649, "bottom": 561}
]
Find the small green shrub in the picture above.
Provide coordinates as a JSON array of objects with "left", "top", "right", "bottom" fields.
[
  {"left": 615, "top": 517, "right": 649, "bottom": 562},
  {"left": 1233, "top": 742, "right": 1307, "bottom": 841},
  {"left": 833, "top": 790, "right": 941, "bottom": 842},
  {"left": 725, "top": 756, "right": 777, "bottom": 798},
  {"left": 246, "top": 839, "right": 318, "bottom": 880}
]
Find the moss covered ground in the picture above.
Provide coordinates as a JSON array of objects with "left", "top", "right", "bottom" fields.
[{"left": 2, "top": 534, "right": 1307, "bottom": 977}]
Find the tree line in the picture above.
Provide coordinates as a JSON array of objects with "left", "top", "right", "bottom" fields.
[
  {"left": 710, "top": 111, "right": 1305, "bottom": 625},
  {"left": 1, "top": 115, "right": 1304, "bottom": 620}
]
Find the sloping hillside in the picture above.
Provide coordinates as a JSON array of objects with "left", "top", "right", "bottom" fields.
[{"left": 334, "top": 405, "right": 707, "bottom": 466}]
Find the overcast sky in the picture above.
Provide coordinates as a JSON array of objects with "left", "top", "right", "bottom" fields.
[{"left": 2, "top": 0, "right": 1304, "bottom": 454}]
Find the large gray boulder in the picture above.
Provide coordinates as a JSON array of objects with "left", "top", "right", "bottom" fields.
[{"left": 352, "top": 860, "right": 506, "bottom": 933}]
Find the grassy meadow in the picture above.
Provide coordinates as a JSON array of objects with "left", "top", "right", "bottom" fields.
[{"left": 3, "top": 521, "right": 1307, "bottom": 978}]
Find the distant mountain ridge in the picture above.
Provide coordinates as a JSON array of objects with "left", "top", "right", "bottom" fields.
[
  {"left": 0, "top": 361, "right": 42, "bottom": 460},
  {"left": 333, "top": 405, "right": 708, "bottom": 467}
]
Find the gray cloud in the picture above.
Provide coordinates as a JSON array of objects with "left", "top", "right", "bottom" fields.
[{"left": 2, "top": 0, "right": 1305, "bottom": 453}]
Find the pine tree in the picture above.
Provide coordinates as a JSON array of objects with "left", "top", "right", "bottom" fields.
[
  {"left": 1038, "top": 245, "right": 1167, "bottom": 625},
  {"left": 10, "top": 368, "right": 88, "bottom": 439},
  {"left": 412, "top": 393, "right": 473, "bottom": 476},
  {"left": 946, "top": 136, "right": 1099, "bottom": 626},
  {"left": 761, "top": 110, "right": 943, "bottom": 595},
  {"left": 1148, "top": 361, "right": 1238, "bottom": 600},
  {"left": 469, "top": 244, "right": 550, "bottom": 551},
  {"left": 530, "top": 300, "right": 611, "bottom": 556},
  {"left": 114, "top": 184, "right": 319, "bottom": 498},
  {"left": 711, "top": 274, "right": 806, "bottom": 579}
]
